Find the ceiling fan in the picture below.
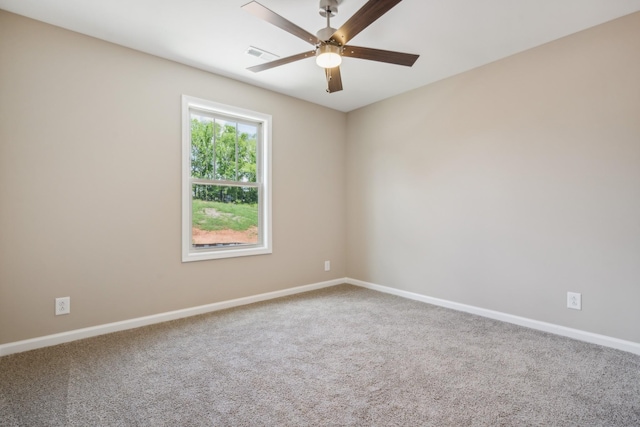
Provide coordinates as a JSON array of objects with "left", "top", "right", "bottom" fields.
[{"left": 242, "top": 0, "right": 419, "bottom": 93}]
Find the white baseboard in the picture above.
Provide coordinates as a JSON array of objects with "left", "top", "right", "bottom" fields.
[
  {"left": 346, "top": 278, "right": 640, "bottom": 356},
  {"left": 0, "top": 278, "right": 344, "bottom": 357},
  {"left": 3, "top": 277, "right": 639, "bottom": 357}
]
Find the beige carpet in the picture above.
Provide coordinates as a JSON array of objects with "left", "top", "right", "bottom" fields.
[{"left": 1, "top": 284, "right": 639, "bottom": 426}]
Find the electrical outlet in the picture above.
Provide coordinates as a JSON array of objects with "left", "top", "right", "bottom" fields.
[
  {"left": 55, "top": 297, "right": 70, "bottom": 315},
  {"left": 324, "top": 260, "right": 331, "bottom": 271},
  {"left": 567, "top": 292, "right": 581, "bottom": 310}
]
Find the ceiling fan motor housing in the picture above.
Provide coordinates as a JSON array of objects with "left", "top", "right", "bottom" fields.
[
  {"left": 319, "top": 0, "right": 338, "bottom": 17},
  {"left": 317, "top": 26, "right": 338, "bottom": 41}
]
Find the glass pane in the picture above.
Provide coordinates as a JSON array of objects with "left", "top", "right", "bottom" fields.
[
  {"left": 190, "top": 113, "right": 214, "bottom": 180},
  {"left": 191, "top": 184, "right": 259, "bottom": 248},
  {"left": 214, "top": 119, "right": 238, "bottom": 181},
  {"left": 238, "top": 123, "right": 258, "bottom": 183}
]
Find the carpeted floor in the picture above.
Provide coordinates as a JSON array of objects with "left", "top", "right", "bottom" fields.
[{"left": 1, "top": 284, "right": 639, "bottom": 426}]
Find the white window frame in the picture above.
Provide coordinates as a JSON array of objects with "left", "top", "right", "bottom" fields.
[{"left": 181, "top": 95, "right": 272, "bottom": 262}]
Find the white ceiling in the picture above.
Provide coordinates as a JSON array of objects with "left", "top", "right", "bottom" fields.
[{"left": 2, "top": 0, "right": 639, "bottom": 112}]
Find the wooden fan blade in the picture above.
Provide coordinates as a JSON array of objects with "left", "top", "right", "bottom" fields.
[
  {"left": 242, "top": 1, "right": 319, "bottom": 46},
  {"left": 325, "top": 66, "right": 343, "bottom": 93},
  {"left": 247, "top": 51, "right": 315, "bottom": 73},
  {"left": 342, "top": 45, "right": 419, "bottom": 67},
  {"left": 330, "top": 0, "right": 403, "bottom": 46}
]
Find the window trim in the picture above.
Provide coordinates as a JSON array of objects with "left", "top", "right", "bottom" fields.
[{"left": 181, "top": 95, "right": 272, "bottom": 262}]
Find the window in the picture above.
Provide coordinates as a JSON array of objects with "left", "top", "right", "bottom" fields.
[{"left": 182, "top": 95, "right": 271, "bottom": 262}]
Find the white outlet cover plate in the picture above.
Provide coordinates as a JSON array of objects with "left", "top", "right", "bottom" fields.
[
  {"left": 567, "top": 292, "right": 581, "bottom": 310},
  {"left": 55, "top": 297, "right": 71, "bottom": 315}
]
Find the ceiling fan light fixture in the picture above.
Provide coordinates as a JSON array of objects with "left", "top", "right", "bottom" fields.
[{"left": 316, "top": 44, "right": 342, "bottom": 68}]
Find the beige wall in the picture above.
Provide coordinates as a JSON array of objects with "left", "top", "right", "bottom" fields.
[
  {"left": 0, "top": 11, "right": 346, "bottom": 344},
  {"left": 346, "top": 12, "right": 640, "bottom": 343}
]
